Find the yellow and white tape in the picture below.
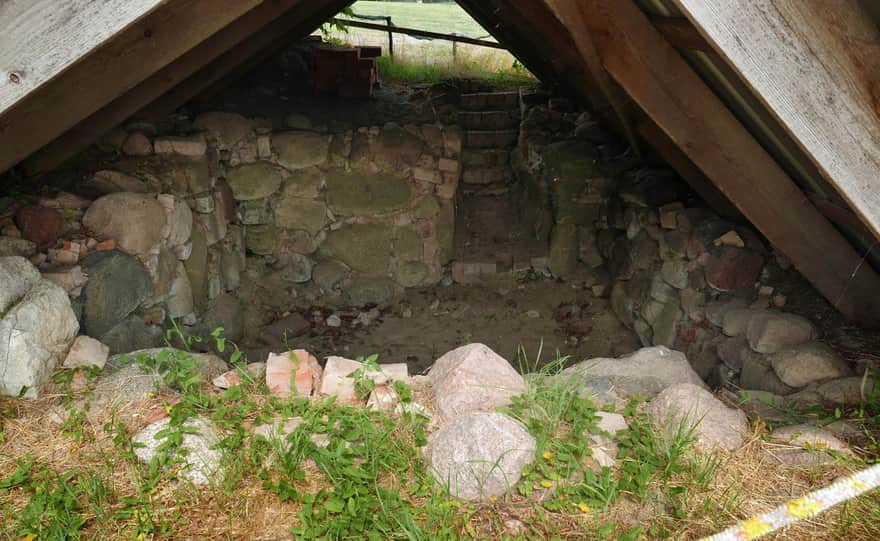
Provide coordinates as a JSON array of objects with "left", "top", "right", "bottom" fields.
[{"left": 702, "top": 463, "right": 880, "bottom": 540}]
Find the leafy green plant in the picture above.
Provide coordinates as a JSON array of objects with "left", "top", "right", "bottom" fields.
[
  {"left": 349, "top": 353, "right": 381, "bottom": 400},
  {"left": 60, "top": 405, "right": 92, "bottom": 443},
  {"left": 0, "top": 455, "right": 112, "bottom": 540}
]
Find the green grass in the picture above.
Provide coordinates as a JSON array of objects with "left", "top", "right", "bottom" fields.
[
  {"left": 322, "top": 1, "right": 535, "bottom": 83},
  {"left": 5, "top": 336, "right": 880, "bottom": 539},
  {"left": 341, "top": 1, "right": 490, "bottom": 39},
  {"left": 375, "top": 55, "right": 533, "bottom": 85}
]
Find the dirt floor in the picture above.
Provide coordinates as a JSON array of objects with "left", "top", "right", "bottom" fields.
[{"left": 289, "top": 275, "right": 639, "bottom": 375}]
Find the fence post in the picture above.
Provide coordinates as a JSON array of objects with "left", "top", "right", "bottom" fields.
[{"left": 386, "top": 16, "right": 394, "bottom": 59}]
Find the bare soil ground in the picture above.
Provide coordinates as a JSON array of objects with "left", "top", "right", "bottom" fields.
[{"left": 300, "top": 276, "right": 639, "bottom": 375}]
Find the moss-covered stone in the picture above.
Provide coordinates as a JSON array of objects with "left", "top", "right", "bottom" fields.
[
  {"left": 320, "top": 223, "right": 393, "bottom": 274},
  {"left": 81, "top": 250, "right": 152, "bottom": 338},
  {"left": 313, "top": 259, "right": 351, "bottom": 290},
  {"left": 412, "top": 195, "right": 441, "bottom": 219},
  {"left": 325, "top": 170, "right": 413, "bottom": 216},
  {"left": 395, "top": 226, "right": 423, "bottom": 262},
  {"left": 226, "top": 162, "right": 283, "bottom": 201},
  {"left": 394, "top": 261, "right": 429, "bottom": 288},
  {"left": 184, "top": 225, "right": 208, "bottom": 310},
  {"left": 273, "top": 132, "right": 330, "bottom": 170},
  {"left": 346, "top": 276, "right": 401, "bottom": 306},
  {"left": 280, "top": 167, "right": 323, "bottom": 199},
  {"left": 548, "top": 223, "right": 578, "bottom": 278},
  {"left": 542, "top": 140, "right": 602, "bottom": 180},
  {"left": 273, "top": 197, "right": 328, "bottom": 235},
  {"left": 373, "top": 124, "right": 424, "bottom": 168},
  {"left": 172, "top": 160, "right": 213, "bottom": 195},
  {"left": 435, "top": 200, "right": 455, "bottom": 265},
  {"left": 246, "top": 224, "right": 279, "bottom": 255}
]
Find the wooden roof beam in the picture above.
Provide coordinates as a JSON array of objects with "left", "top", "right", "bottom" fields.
[
  {"left": 548, "top": 0, "right": 880, "bottom": 324},
  {"left": 673, "top": 0, "right": 880, "bottom": 244},
  {"left": 0, "top": 0, "right": 165, "bottom": 116},
  {"left": 23, "top": 0, "right": 351, "bottom": 175},
  {"left": 650, "top": 17, "right": 713, "bottom": 53},
  {"left": 0, "top": 0, "right": 267, "bottom": 175}
]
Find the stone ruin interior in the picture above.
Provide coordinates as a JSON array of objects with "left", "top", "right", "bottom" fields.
[{"left": 1, "top": 37, "right": 876, "bottom": 415}]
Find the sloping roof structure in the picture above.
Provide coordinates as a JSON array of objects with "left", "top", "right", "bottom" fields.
[{"left": 2, "top": 0, "right": 880, "bottom": 324}]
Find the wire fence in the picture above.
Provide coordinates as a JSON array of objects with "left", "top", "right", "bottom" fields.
[{"left": 342, "top": 9, "right": 496, "bottom": 61}]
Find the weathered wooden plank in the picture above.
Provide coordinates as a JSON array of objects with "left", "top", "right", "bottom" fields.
[
  {"left": 674, "top": 0, "right": 880, "bottom": 242},
  {"left": 0, "top": 0, "right": 265, "bottom": 174},
  {"left": 552, "top": 0, "right": 880, "bottom": 323},
  {"left": 23, "top": 0, "right": 321, "bottom": 175},
  {"left": 650, "top": 18, "right": 713, "bottom": 53},
  {"left": 0, "top": 0, "right": 165, "bottom": 115}
]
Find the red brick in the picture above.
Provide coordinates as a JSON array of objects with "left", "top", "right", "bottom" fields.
[
  {"left": 705, "top": 247, "right": 764, "bottom": 292},
  {"left": 15, "top": 206, "right": 63, "bottom": 245}
]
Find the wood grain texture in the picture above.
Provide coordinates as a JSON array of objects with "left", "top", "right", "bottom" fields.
[
  {"left": 0, "top": 0, "right": 264, "bottom": 174},
  {"left": 674, "top": 0, "right": 880, "bottom": 241},
  {"left": 651, "top": 18, "right": 712, "bottom": 52},
  {"left": 555, "top": 0, "right": 880, "bottom": 323},
  {"left": 0, "top": 0, "right": 165, "bottom": 114},
  {"left": 23, "top": 0, "right": 320, "bottom": 175}
]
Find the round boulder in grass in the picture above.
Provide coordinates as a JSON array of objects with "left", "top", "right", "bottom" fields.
[
  {"left": 562, "top": 346, "right": 706, "bottom": 399},
  {"left": 428, "top": 343, "right": 525, "bottom": 421},
  {"left": 133, "top": 416, "right": 222, "bottom": 485},
  {"left": 649, "top": 383, "right": 748, "bottom": 451},
  {"left": 424, "top": 412, "right": 535, "bottom": 501}
]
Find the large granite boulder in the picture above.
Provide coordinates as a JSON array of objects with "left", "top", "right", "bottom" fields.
[
  {"left": 80, "top": 250, "right": 152, "bottom": 338},
  {"left": 83, "top": 193, "right": 165, "bottom": 255},
  {"left": 563, "top": 346, "right": 705, "bottom": 399},
  {"left": 0, "top": 257, "right": 79, "bottom": 397},
  {"left": 428, "top": 343, "right": 526, "bottom": 421},
  {"left": 424, "top": 412, "right": 535, "bottom": 500}
]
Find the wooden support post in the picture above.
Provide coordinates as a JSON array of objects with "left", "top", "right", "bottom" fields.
[
  {"left": 386, "top": 16, "right": 394, "bottom": 59},
  {"left": 550, "top": 0, "right": 880, "bottom": 323},
  {"left": 21, "top": 0, "right": 354, "bottom": 175},
  {"left": 0, "top": 0, "right": 265, "bottom": 175}
]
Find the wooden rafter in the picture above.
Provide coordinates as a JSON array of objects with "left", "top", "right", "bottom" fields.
[
  {"left": 674, "top": 0, "right": 880, "bottom": 243},
  {"left": 548, "top": 0, "right": 880, "bottom": 323},
  {"left": 0, "top": 0, "right": 266, "bottom": 174},
  {"left": 23, "top": 0, "right": 351, "bottom": 175},
  {"left": 0, "top": 0, "right": 165, "bottom": 115},
  {"left": 650, "top": 18, "right": 713, "bottom": 53}
]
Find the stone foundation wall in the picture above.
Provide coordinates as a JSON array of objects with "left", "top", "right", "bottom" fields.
[
  {"left": 510, "top": 95, "right": 864, "bottom": 409},
  {"left": 0, "top": 111, "right": 462, "bottom": 356}
]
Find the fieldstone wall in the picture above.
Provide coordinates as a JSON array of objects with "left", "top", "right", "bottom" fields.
[
  {"left": 0, "top": 111, "right": 461, "bottom": 362},
  {"left": 509, "top": 94, "right": 865, "bottom": 410}
]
